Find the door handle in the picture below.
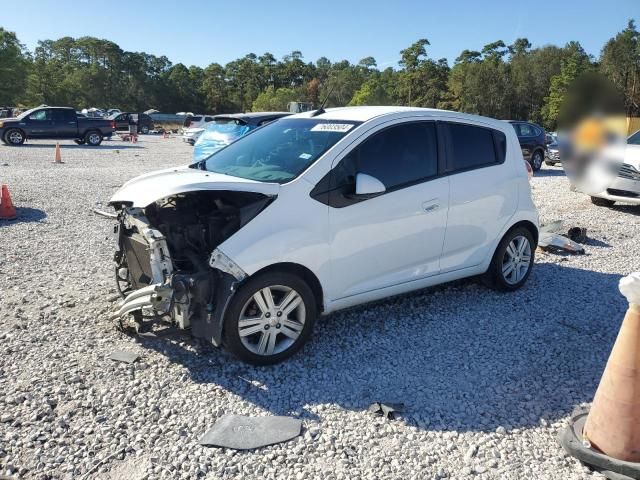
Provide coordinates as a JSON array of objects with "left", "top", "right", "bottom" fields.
[{"left": 422, "top": 200, "right": 440, "bottom": 213}]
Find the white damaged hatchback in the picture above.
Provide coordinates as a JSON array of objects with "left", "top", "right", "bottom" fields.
[{"left": 110, "top": 106, "right": 539, "bottom": 365}]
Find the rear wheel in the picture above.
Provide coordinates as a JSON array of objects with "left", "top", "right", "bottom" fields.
[
  {"left": 85, "top": 131, "right": 103, "bottom": 146},
  {"left": 140, "top": 125, "right": 149, "bottom": 134},
  {"left": 590, "top": 196, "right": 615, "bottom": 207},
  {"left": 530, "top": 150, "right": 543, "bottom": 171},
  {"left": 4, "top": 129, "right": 25, "bottom": 146},
  {"left": 482, "top": 227, "right": 535, "bottom": 292},
  {"left": 223, "top": 272, "right": 317, "bottom": 365}
]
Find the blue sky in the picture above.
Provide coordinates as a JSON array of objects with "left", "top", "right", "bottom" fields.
[{"left": 3, "top": 0, "right": 637, "bottom": 68}]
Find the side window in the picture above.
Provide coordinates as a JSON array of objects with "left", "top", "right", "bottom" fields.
[
  {"left": 205, "top": 116, "right": 214, "bottom": 122},
  {"left": 28, "top": 109, "right": 52, "bottom": 121},
  {"left": 519, "top": 123, "right": 534, "bottom": 136},
  {"left": 444, "top": 122, "right": 500, "bottom": 172},
  {"left": 337, "top": 122, "right": 438, "bottom": 192},
  {"left": 258, "top": 118, "right": 276, "bottom": 127},
  {"left": 628, "top": 131, "right": 640, "bottom": 145}
]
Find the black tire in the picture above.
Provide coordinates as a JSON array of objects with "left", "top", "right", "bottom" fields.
[
  {"left": 74, "top": 139, "right": 85, "bottom": 145},
  {"left": 84, "top": 130, "right": 103, "bottom": 146},
  {"left": 590, "top": 196, "right": 615, "bottom": 207},
  {"left": 530, "top": 150, "right": 543, "bottom": 171},
  {"left": 140, "top": 125, "right": 149, "bottom": 134},
  {"left": 4, "top": 128, "right": 25, "bottom": 146},
  {"left": 223, "top": 272, "right": 317, "bottom": 365},
  {"left": 482, "top": 226, "right": 535, "bottom": 292}
]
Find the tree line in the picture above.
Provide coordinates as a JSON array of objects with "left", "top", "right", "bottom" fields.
[{"left": 0, "top": 20, "right": 638, "bottom": 129}]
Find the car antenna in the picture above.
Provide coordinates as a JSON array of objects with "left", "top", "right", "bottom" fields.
[{"left": 310, "top": 85, "right": 334, "bottom": 117}]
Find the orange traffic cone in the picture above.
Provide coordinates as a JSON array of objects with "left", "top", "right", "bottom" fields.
[
  {"left": 0, "top": 184, "right": 17, "bottom": 220},
  {"left": 584, "top": 274, "right": 640, "bottom": 461},
  {"left": 559, "top": 272, "right": 640, "bottom": 478},
  {"left": 53, "top": 142, "right": 63, "bottom": 164}
]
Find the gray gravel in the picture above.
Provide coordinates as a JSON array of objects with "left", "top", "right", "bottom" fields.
[{"left": 1, "top": 136, "right": 639, "bottom": 479}]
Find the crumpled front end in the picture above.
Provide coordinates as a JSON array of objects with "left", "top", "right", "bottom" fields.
[{"left": 110, "top": 189, "right": 272, "bottom": 345}]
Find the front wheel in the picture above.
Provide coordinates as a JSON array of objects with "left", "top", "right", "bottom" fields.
[
  {"left": 530, "top": 150, "right": 543, "bottom": 171},
  {"left": 223, "top": 272, "right": 317, "bottom": 365},
  {"left": 482, "top": 227, "right": 535, "bottom": 292},
  {"left": 85, "top": 131, "right": 103, "bottom": 146},
  {"left": 140, "top": 126, "right": 149, "bottom": 134},
  {"left": 4, "top": 129, "right": 25, "bottom": 146}
]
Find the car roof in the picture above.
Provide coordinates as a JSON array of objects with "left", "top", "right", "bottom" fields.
[
  {"left": 290, "top": 106, "right": 510, "bottom": 130},
  {"left": 213, "top": 112, "right": 291, "bottom": 125}
]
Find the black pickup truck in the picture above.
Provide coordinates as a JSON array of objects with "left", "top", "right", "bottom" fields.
[{"left": 0, "top": 106, "right": 115, "bottom": 146}]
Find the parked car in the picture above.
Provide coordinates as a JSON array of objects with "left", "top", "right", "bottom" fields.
[
  {"left": 192, "top": 112, "right": 291, "bottom": 161},
  {"left": 109, "top": 112, "right": 155, "bottom": 134},
  {"left": 0, "top": 106, "right": 115, "bottom": 146},
  {"left": 109, "top": 106, "right": 539, "bottom": 365},
  {"left": 507, "top": 121, "right": 547, "bottom": 171},
  {"left": 588, "top": 130, "right": 640, "bottom": 207},
  {"left": 182, "top": 115, "right": 217, "bottom": 144},
  {"left": 545, "top": 133, "right": 561, "bottom": 166}
]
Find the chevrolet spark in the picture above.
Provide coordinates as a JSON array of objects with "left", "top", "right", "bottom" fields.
[{"left": 110, "top": 106, "right": 539, "bottom": 365}]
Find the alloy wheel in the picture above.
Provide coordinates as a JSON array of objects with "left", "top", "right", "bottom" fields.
[
  {"left": 8, "top": 131, "right": 23, "bottom": 144},
  {"left": 502, "top": 235, "right": 532, "bottom": 285},
  {"left": 238, "top": 285, "right": 306, "bottom": 356}
]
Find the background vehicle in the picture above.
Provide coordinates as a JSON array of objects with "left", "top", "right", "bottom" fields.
[
  {"left": 0, "top": 106, "right": 115, "bottom": 146},
  {"left": 508, "top": 121, "right": 547, "bottom": 171},
  {"left": 589, "top": 130, "right": 640, "bottom": 207},
  {"left": 182, "top": 115, "right": 217, "bottom": 144},
  {"left": 109, "top": 112, "right": 154, "bottom": 134},
  {"left": 192, "top": 112, "right": 290, "bottom": 161},
  {"left": 545, "top": 133, "right": 560, "bottom": 166},
  {"left": 110, "top": 106, "right": 538, "bottom": 365}
]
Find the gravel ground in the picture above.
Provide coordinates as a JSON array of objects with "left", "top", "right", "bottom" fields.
[{"left": 1, "top": 135, "right": 639, "bottom": 480}]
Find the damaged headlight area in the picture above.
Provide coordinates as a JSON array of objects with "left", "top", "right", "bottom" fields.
[{"left": 110, "top": 190, "right": 272, "bottom": 346}]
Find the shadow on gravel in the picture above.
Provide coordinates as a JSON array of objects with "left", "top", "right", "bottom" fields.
[
  {"left": 534, "top": 168, "right": 565, "bottom": 177},
  {"left": 610, "top": 204, "right": 640, "bottom": 216},
  {"left": 0, "top": 207, "right": 46, "bottom": 225},
  {"left": 136, "top": 263, "right": 625, "bottom": 432}
]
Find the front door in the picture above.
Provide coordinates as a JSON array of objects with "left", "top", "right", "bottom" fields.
[
  {"left": 326, "top": 121, "right": 449, "bottom": 301},
  {"left": 25, "top": 108, "right": 55, "bottom": 138}
]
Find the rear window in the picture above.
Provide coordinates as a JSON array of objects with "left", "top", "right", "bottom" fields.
[{"left": 444, "top": 122, "right": 502, "bottom": 172}]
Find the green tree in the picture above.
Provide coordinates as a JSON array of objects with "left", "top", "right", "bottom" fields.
[
  {"left": 599, "top": 19, "right": 640, "bottom": 115},
  {"left": 252, "top": 86, "right": 299, "bottom": 111}
]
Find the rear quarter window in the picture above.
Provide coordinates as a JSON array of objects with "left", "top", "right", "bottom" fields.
[{"left": 444, "top": 122, "right": 504, "bottom": 172}]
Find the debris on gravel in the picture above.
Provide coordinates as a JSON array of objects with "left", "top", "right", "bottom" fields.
[{"left": 0, "top": 137, "right": 638, "bottom": 479}]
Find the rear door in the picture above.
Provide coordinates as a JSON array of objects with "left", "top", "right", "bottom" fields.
[
  {"left": 53, "top": 109, "right": 77, "bottom": 138},
  {"left": 114, "top": 114, "right": 129, "bottom": 131},
  {"left": 325, "top": 120, "right": 449, "bottom": 300},
  {"left": 514, "top": 122, "right": 536, "bottom": 160},
  {"left": 25, "top": 108, "right": 55, "bottom": 138},
  {"left": 439, "top": 120, "right": 516, "bottom": 272}
]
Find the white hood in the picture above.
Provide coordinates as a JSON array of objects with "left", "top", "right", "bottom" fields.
[{"left": 109, "top": 166, "right": 279, "bottom": 207}]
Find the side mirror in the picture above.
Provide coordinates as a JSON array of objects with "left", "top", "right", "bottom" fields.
[{"left": 354, "top": 173, "right": 386, "bottom": 197}]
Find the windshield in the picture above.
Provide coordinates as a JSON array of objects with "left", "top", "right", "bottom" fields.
[
  {"left": 192, "top": 120, "right": 252, "bottom": 162},
  {"left": 17, "top": 108, "right": 39, "bottom": 120},
  {"left": 628, "top": 130, "right": 640, "bottom": 145},
  {"left": 200, "top": 118, "right": 360, "bottom": 183}
]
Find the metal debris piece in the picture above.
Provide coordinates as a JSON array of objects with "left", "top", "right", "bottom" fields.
[
  {"left": 538, "top": 231, "right": 585, "bottom": 255},
  {"left": 567, "top": 226, "right": 588, "bottom": 243},
  {"left": 92, "top": 208, "right": 117, "bottom": 219},
  {"left": 199, "top": 414, "right": 302, "bottom": 450},
  {"left": 368, "top": 402, "right": 405, "bottom": 419},
  {"left": 109, "top": 350, "right": 140, "bottom": 364}
]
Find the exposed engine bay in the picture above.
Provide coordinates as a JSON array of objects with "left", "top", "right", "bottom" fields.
[{"left": 111, "top": 190, "right": 272, "bottom": 345}]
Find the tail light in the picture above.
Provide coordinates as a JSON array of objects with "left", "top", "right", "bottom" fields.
[
  {"left": 111, "top": 121, "right": 116, "bottom": 129},
  {"left": 524, "top": 160, "right": 533, "bottom": 180}
]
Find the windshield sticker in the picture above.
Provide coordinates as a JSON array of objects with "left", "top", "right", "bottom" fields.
[
  {"left": 299, "top": 153, "right": 312, "bottom": 160},
  {"left": 310, "top": 123, "right": 354, "bottom": 133}
]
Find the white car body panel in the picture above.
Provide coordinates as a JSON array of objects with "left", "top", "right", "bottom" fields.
[{"left": 589, "top": 144, "right": 640, "bottom": 205}]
